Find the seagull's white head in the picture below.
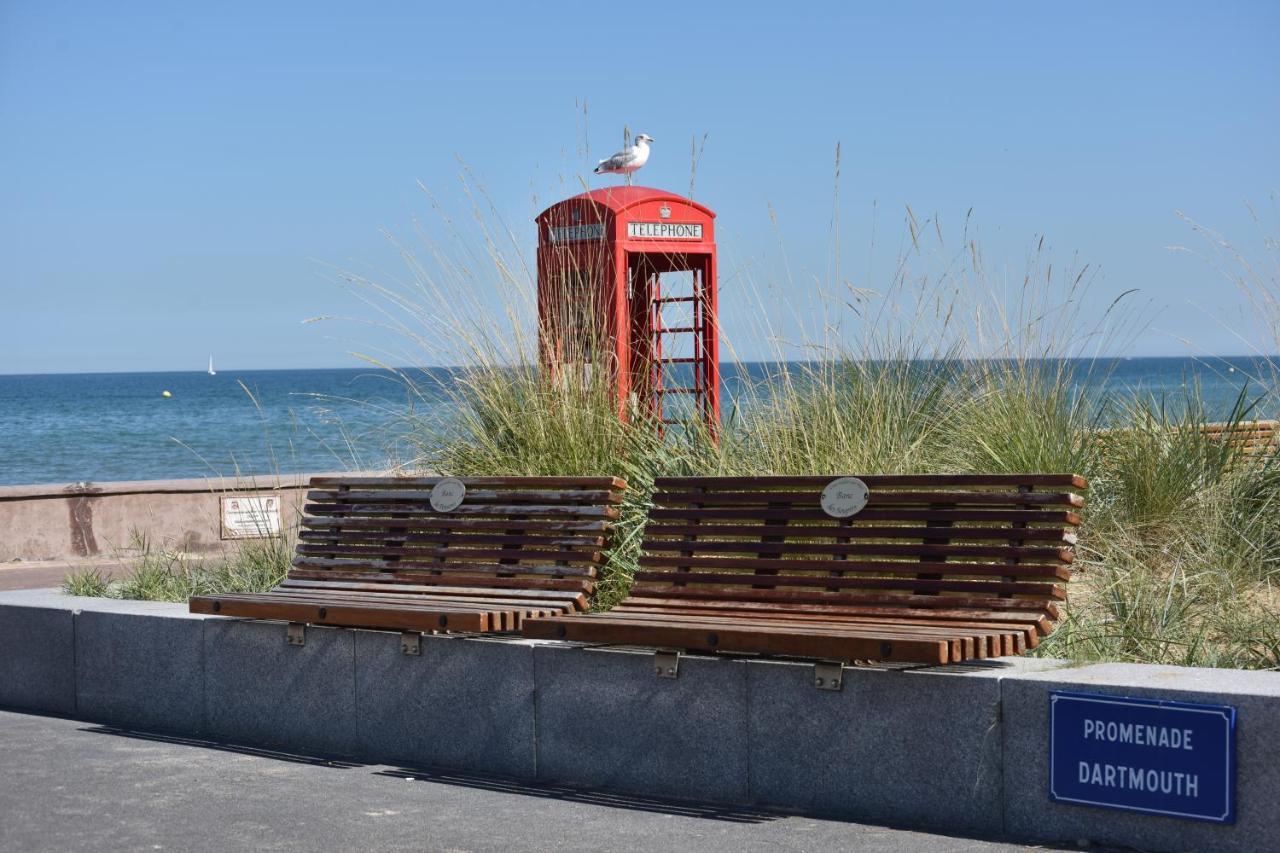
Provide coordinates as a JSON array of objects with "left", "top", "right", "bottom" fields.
[{"left": 635, "top": 134, "right": 654, "bottom": 145}]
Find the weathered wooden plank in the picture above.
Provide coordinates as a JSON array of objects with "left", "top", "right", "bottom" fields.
[
  {"left": 643, "top": 523, "right": 1077, "bottom": 544},
  {"left": 287, "top": 564, "right": 594, "bottom": 592},
  {"left": 309, "top": 475, "right": 628, "bottom": 490},
  {"left": 637, "top": 555, "right": 1070, "bottom": 580},
  {"left": 655, "top": 474, "right": 1088, "bottom": 489},
  {"left": 630, "top": 584, "right": 1057, "bottom": 614},
  {"left": 307, "top": 488, "right": 623, "bottom": 504},
  {"left": 300, "top": 516, "right": 611, "bottom": 534},
  {"left": 294, "top": 544, "right": 604, "bottom": 567},
  {"left": 291, "top": 555, "right": 598, "bottom": 577},
  {"left": 304, "top": 503, "right": 621, "bottom": 520},
  {"left": 189, "top": 594, "right": 492, "bottom": 632},
  {"left": 647, "top": 507, "right": 1082, "bottom": 525},
  {"left": 265, "top": 589, "right": 575, "bottom": 615},
  {"left": 616, "top": 595, "right": 1050, "bottom": 631},
  {"left": 656, "top": 490, "right": 1085, "bottom": 508},
  {"left": 297, "top": 529, "right": 605, "bottom": 548},
  {"left": 522, "top": 615, "right": 952, "bottom": 664},
  {"left": 632, "top": 570, "right": 1066, "bottom": 598},
  {"left": 642, "top": 538, "right": 1074, "bottom": 563},
  {"left": 599, "top": 607, "right": 1033, "bottom": 644}
]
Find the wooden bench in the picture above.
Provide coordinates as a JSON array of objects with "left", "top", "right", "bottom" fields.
[
  {"left": 189, "top": 475, "right": 627, "bottom": 635},
  {"left": 523, "top": 474, "right": 1086, "bottom": 666},
  {"left": 1200, "top": 420, "right": 1278, "bottom": 456}
]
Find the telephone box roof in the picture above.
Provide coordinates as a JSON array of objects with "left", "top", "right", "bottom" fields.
[{"left": 536, "top": 186, "right": 715, "bottom": 221}]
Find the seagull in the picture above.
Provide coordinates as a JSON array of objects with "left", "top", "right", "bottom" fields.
[{"left": 594, "top": 134, "right": 654, "bottom": 184}]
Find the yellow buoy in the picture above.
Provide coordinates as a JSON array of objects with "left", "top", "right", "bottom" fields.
[{"left": 162, "top": 390, "right": 172, "bottom": 398}]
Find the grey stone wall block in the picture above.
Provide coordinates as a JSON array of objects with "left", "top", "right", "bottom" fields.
[
  {"left": 75, "top": 610, "right": 205, "bottom": 733},
  {"left": 355, "top": 632, "right": 537, "bottom": 778},
  {"left": 0, "top": 604, "right": 75, "bottom": 714},
  {"left": 203, "top": 618, "right": 356, "bottom": 756},
  {"left": 747, "top": 659, "right": 1012, "bottom": 835},
  {"left": 1002, "top": 663, "right": 1280, "bottom": 853},
  {"left": 533, "top": 645, "right": 751, "bottom": 803}
]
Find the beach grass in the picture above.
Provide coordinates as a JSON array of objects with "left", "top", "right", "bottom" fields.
[{"left": 64, "top": 534, "right": 292, "bottom": 603}]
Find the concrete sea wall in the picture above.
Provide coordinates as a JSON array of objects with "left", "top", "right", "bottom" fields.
[
  {"left": 0, "top": 474, "right": 346, "bottom": 561},
  {"left": 1, "top": 588, "right": 1277, "bottom": 852}
]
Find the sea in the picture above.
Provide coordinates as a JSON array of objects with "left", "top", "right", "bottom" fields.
[{"left": 1, "top": 357, "right": 1276, "bottom": 487}]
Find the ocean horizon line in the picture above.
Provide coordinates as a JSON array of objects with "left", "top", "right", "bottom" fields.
[{"left": 4, "top": 353, "right": 1280, "bottom": 379}]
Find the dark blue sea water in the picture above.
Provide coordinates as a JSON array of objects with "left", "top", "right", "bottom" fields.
[{"left": 0, "top": 357, "right": 1276, "bottom": 486}]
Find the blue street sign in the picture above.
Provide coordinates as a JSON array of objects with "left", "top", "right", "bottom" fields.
[{"left": 1049, "top": 691, "right": 1236, "bottom": 823}]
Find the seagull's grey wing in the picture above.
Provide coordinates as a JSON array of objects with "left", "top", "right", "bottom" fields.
[{"left": 597, "top": 146, "right": 638, "bottom": 170}]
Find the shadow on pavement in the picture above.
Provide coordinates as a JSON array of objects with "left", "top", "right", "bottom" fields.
[
  {"left": 80, "top": 725, "right": 365, "bottom": 768},
  {"left": 376, "top": 767, "right": 781, "bottom": 824},
  {"left": 80, "top": 724, "right": 775, "bottom": 824}
]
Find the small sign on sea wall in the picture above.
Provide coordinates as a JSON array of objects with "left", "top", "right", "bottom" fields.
[
  {"left": 220, "top": 495, "right": 282, "bottom": 539},
  {"left": 1049, "top": 690, "right": 1236, "bottom": 823}
]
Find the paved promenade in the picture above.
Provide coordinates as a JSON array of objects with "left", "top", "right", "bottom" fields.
[
  {"left": 0, "top": 710, "right": 1098, "bottom": 853},
  {"left": 0, "top": 558, "right": 126, "bottom": 591}
]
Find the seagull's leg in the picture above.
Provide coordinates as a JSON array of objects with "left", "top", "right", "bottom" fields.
[{"left": 626, "top": 173, "right": 633, "bottom": 187}]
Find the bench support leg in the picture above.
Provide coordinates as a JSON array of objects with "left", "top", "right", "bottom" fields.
[
  {"left": 814, "top": 661, "right": 844, "bottom": 691},
  {"left": 400, "top": 632, "right": 422, "bottom": 656},
  {"left": 286, "top": 622, "right": 306, "bottom": 647},
  {"left": 654, "top": 651, "right": 680, "bottom": 679}
]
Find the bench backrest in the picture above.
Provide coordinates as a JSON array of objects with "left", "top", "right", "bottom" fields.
[
  {"left": 635, "top": 474, "right": 1085, "bottom": 623},
  {"left": 293, "top": 476, "right": 627, "bottom": 610},
  {"left": 1200, "top": 420, "right": 1278, "bottom": 455}
]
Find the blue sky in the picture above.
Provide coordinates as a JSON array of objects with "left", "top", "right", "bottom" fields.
[{"left": 2, "top": 1, "right": 1277, "bottom": 373}]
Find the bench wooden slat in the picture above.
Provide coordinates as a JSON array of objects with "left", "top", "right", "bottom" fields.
[
  {"left": 523, "top": 614, "right": 953, "bottom": 664},
  {"left": 281, "top": 578, "right": 586, "bottom": 604},
  {"left": 523, "top": 473, "right": 1084, "bottom": 664},
  {"left": 633, "top": 569, "right": 1066, "bottom": 597},
  {"left": 191, "top": 475, "right": 626, "bottom": 633},
  {"left": 643, "top": 523, "right": 1077, "bottom": 544},
  {"left": 300, "top": 517, "right": 612, "bottom": 534},
  {"left": 648, "top": 507, "right": 1082, "bottom": 525},
  {"left": 280, "top": 575, "right": 587, "bottom": 602},
  {"left": 613, "top": 609, "right": 1034, "bottom": 648},
  {"left": 634, "top": 584, "right": 1061, "bottom": 616},
  {"left": 190, "top": 594, "right": 496, "bottom": 632},
  {"left": 654, "top": 490, "right": 1085, "bottom": 508},
  {"left": 307, "top": 488, "right": 624, "bottom": 504},
  {"left": 308, "top": 475, "right": 628, "bottom": 489},
  {"left": 304, "top": 503, "right": 621, "bottom": 520},
  {"left": 297, "top": 529, "right": 606, "bottom": 548},
  {"left": 288, "top": 562, "right": 596, "bottom": 592},
  {"left": 263, "top": 590, "right": 575, "bottom": 617},
  {"left": 294, "top": 544, "right": 604, "bottom": 567},
  {"left": 617, "top": 595, "right": 1051, "bottom": 630},
  {"left": 655, "top": 474, "right": 1088, "bottom": 489},
  {"left": 642, "top": 538, "right": 1073, "bottom": 563},
  {"left": 637, "top": 556, "right": 1071, "bottom": 580}
]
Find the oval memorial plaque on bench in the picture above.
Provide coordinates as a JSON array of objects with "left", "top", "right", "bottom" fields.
[
  {"left": 820, "top": 477, "right": 869, "bottom": 518},
  {"left": 429, "top": 477, "right": 466, "bottom": 513}
]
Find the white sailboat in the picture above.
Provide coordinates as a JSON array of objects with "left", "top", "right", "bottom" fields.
[{"left": 207, "top": 356, "right": 216, "bottom": 376}]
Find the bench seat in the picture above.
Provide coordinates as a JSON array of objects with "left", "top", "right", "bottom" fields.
[
  {"left": 523, "top": 474, "right": 1086, "bottom": 665},
  {"left": 190, "top": 475, "right": 627, "bottom": 633}
]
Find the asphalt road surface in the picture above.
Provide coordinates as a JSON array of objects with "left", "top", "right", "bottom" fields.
[{"left": 0, "top": 710, "right": 1096, "bottom": 853}]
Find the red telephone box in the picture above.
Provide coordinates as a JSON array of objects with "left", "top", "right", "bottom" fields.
[{"left": 536, "top": 186, "right": 720, "bottom": 432}]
